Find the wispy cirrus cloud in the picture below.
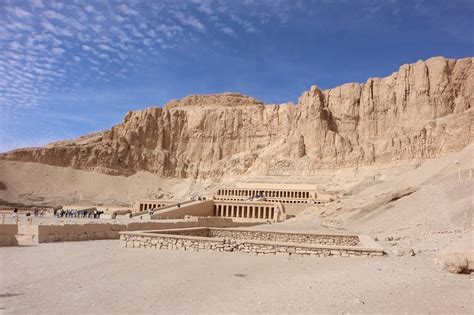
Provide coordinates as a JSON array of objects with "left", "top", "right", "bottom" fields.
[
  {"left": 0, "top": 0, "right": 269, "bottom": 152},
  {"left": 174, "top": 12, "right": 206, "bottom": 33}
]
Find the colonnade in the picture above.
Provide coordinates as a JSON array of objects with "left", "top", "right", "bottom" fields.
[
  {"left": 214, "top": 196, "right": 313, "bottom": 204},
  {"left": 217, "top": 188, "right": 313, "bottom": 199},
  {"left": 139, "top": 202, "right": 169, "bottom": 211},
  {"left": 214, "top": 203, "right": 275, "bottom": 220}
]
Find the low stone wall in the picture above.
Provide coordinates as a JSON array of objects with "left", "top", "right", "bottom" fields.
[
  {"left": 120, "top": 228, "right": 384, "bottom": 258},
  {"left": 0, "top": 224, "right": 18, "bottom": 246},
  {"left": 0, "top": 217, "right": 260, "bottom": 245},
  {"left": 208, "top": 229, "right": 359, "bottom": 246},
  {"left": 0, "top": 224, "right": 40, "bottom": 246},
  {"left": 149, "top": 227, "right": 210, "bottom": 237}
]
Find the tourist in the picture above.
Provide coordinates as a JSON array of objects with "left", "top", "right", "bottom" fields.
[{"left": 12, "top": 207, "right": 18, "bottom": 218}]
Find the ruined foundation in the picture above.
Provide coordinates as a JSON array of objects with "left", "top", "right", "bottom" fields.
[{"left": 120, "top": 227, "right": 384, "bottom": 257}]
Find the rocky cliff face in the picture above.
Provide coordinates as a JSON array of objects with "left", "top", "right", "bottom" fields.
[{"left": 2, "top": 56, "right": 473, "bottom": 178}]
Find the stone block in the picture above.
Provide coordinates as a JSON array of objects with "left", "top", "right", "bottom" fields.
[
  {"left": 0, "top": 235, "right": 13, "bottom": 246},
  {"left": 95, "top": 232, "right": 106, "bottom": 239},
  {"left": 48, "top": 234, "right": 59, "bottom": 242},
  {"left": 67, "top": 234, "right": 79, "bottom": 241},
  {"left": 106, "top": 231, "right": 120, "bottom": 239}
]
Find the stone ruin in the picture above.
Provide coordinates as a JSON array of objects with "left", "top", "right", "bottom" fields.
[{"left": 120, "top": 227, "right": 384, "bottom": 258}]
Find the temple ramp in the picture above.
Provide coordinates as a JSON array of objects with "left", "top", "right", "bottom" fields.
[{"left": 150, "top": 200, "right": 214, "bottom": 219}]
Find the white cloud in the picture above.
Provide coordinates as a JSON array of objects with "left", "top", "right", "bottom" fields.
[
  {"left": 194, "top": 0, "right": 213, "bottom": 15},
  {"left": 230, "top": 13, "right": 256, "bottom": 32},
  {"left": 7, "top": 6, "right": 32, "bottom": 19},
  {"left": 98, "top": 44, "right": 113, "bottom": 51},
  {"left": 175, "top": 12, "right": 206, "bottom": 32},
  {"left": 29, "top": 0, "right": 44, "bottom": 8},
  {"left": 41, "top": 20, "right": 55, "bottom": 32},
  {"left": 113, "top": 14, "right": 126, "bottom": 23},
  {"left": 84, "top": 5, "right": 95, "bottom": 13},
  {"left": 118, "top": 4, "right": 139, "bottom": 16},
  {"left": 50, "top": 1, "right": 64, "bottom": 10},
  {"left": 52, "top": 47, "right": 65, "bottom": 54},
  {"left": 221, "top": 26, "right": 236, "bottom": 36},
  {"left": 125, "top": 24, "right": 145, "bottom": 39},
  {"left": 9, "top": 41, "right": 21, "bottom": 50},
  {"left": 43, "top": 10, "right": 68, "bottom": 22}
]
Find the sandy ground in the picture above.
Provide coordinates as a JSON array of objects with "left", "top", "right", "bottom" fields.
[{"left": 1, "top": 240, "right": 472, "bottom": 314}]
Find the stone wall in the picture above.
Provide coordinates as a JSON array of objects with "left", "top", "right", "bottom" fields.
[
  {"left": 0, "top": 224, "right": 18, "bottom": 246},
  {"left": 208, "top": 229, "right": 359, "bottom": 246},
  {"left": 0, "top": 217, "right": 260, "bottom": 245},
  {"left": 119, "top": 229, "right": 384, "bottom": 258},
  {"left": 148, "top": 227, "right": 210, "bottom": 237}
]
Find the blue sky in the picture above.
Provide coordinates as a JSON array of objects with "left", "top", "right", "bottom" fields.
[{"left": 1, "top": 0, "right": 473, "bottom": 152}]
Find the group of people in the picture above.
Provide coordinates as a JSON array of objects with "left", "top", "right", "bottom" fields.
[
  {"left": 11, "top": 207, "right": 45, "bottom": 218},
  {"left": 10, "top": 207, "right": 104, "bottom": 220},
  {"left": 55, "top": 209, "right": 103, "bottom": 218},
  {"left": 33, "top": 208, "right": 46, "bottom": 217}
]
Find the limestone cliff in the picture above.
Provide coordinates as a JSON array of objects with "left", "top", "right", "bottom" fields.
[{"left": 2, "top": 56, "right": 473, "bottom": 178}]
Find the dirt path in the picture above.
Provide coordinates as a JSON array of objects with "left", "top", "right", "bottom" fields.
[{"left": 1, "top": 240, "right": 472, "bottom": 314}]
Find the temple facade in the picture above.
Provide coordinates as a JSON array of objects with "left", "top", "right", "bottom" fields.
[{"left": 214, "top": 183, "right": 331, "bottom": 204}]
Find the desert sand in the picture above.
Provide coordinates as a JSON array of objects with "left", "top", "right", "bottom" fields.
[{"left": 1, "top": 240, "right": 473, "bottom": 314}]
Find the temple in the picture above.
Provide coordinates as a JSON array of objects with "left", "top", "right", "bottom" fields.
[
  {"left": 132, "top": 183, "right": 333, "bottom": 222},
  {"left": 214, "top": 183, "right": 332, "bottom": 204}
]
